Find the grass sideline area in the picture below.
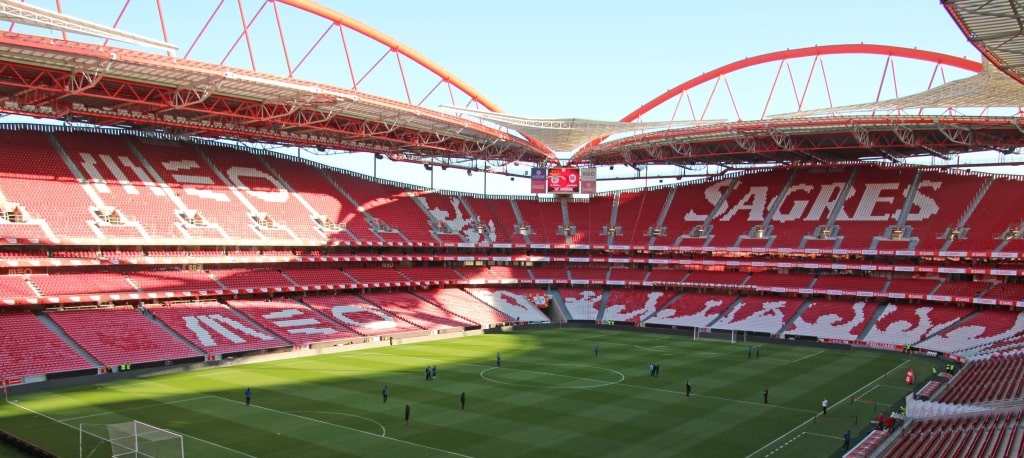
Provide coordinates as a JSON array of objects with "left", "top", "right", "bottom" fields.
[{"left": 0, "top": 327, "right": 934, "bottom": 457}]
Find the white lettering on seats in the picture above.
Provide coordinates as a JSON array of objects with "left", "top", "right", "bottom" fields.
[
  {"left": 262, "top": 309, "right": 337, "bottom": 335},
  {"left": 685, "top": 180, "right": 730, "bottom": 221},
  {"left": 80, "top": 153, "right": 164, "bottom": 197},
  {"left": 837, "top": 183, "right": 899, "bottom": 221},
  {"left": 162, "top": 160, "right": 230, "bottom": 202},
  {"left": 905, "top": 180, "right": 941, "bottom": 221},
  {"left": 183, "top": 314, "right": 275, "bottom": 346},
  {"left": 720, "top": 186, "right": 770, "bottom": 221},
  {"left": 225, "top": 166, "right": 289, "bottom": 203},
  {"left": 330, "top": 305, "right": 396, "bottom": 329}
]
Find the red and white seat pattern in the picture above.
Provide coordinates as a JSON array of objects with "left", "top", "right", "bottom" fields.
[
  {"left": 647, "top": 292, "right": 737, "bottom": 328},
  {"left": 303, "top": 294, "right": 420, "bottom": 336},
  {"left": 602, "top": 290, "right": 672, "bottom": 322},
  {"left": 861, "top": 303, "right": 972, "bottom": 345},
  {"left": 0, "top": 310, "right": 94, "bottom": 379},
  {"left": 917, "top": 309, "right": 1024, "bottom": 356},
  {"left": 462, "top": 288, "right": 551, "bottom": 323},
  {"left": 226, "top": 299, "right": 361, "bottom": 345},
  {"left": 414, "top": 288, "right": 513, "bottom": 325},
  {"left": 150, "top": 302, "right": 286, "bottom": 354},
  {"left": 559, "top": 287, "right": 603, "bottom": 321},
  {"left": 49, "top": 307, "right": 199, "bottom": 365},
  {"left": 360, "top": 291, "right": 474, "bottom": 330},
  {"left": 712, "top": 295, "right": 802, "bottom": 333},
  {"left": 785, "top": 299, "right": 878, "bottom": 341}
]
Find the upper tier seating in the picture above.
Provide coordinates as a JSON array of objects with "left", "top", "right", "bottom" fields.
[
  {"left": 647, "top": 292, "right": 738, "bottom": 327},
  {"left": 303, "top": 294, "right": 421, "bottom": 336},
  {"left": 150, "top": 302, "right": 286, "bottom": 354},
  {"left": 55, "top": 132, "right": 182, "bottom": 240},
  {"left": 905, "top": 171, "right": 986, "bottom": 248},
  {"left": 607, "top": 267, "right": 648, "bottom": 283},
  {"left": 704, "top": 170, "right": 793, "bottom": 248},
  {"left": 0, "top": 131, "right": 98, "bottom": 238},
  {"left": 785, "top": 299, "right": 878, "bottom": 341},
  {"left": 48, "top": 307, "right": 199, "bottom": 365},
  {"left": 861, "top": 303, "right": 972, "bottom": 345},
  {"left": 614, "top": 188, "right": 671, "bottom": 246},
  {"left": 0, "top": 310, "right": 94, "bottom": 379},
  {"left": 832, "top": 167, "right": 916, "bottom": 250},
  {"left": 419, "top": 192, "right": 477, "bottom": 243},
  {"left": 662, "top": 177, "right": 726, "bottom": 246},
  {"left": 767, "top": 168, "right": 852, "bottom": 249},
  {"left": 565, "top": 196, "right": 614, "bottom": 245},
  {"left": 198, "top": 144, "right": 325, "bottom": 242},
  {"left": 530, "top": 266, "right": 570, "bottom": 282},
  {"left": 515, "top": 199, "right": 567, "bottom": 245},
  {"left": 226, "top": 299, "right": 361, "bottom": 344},
  {"left": 683, "top": 270, "right": 748, "bottom": 286},
  {"left": 398, "top": 267, "right": 462, "bottom": 284},
  {"left": 259, "top": 155, "right": 360, "bottom": 243},
  {"left": 956, "top": 177, "right": 1024, "bottom": 251},
  {"left": 130, "top": 138, "right": 258, "bottom": 241},
  {"left": 462, "top": 288, "right": 551, "bottom": 323},
  {"left": 334, "top": 177, "right": 436, "bottom": 243},
  {"left": 568, "top": 266, "right": 608, "bottom": 282},
  {"left": 462, "top": 196, "right": 518, "bottom": 244},
  {"left": 645, "top": 269, "right": 689, "bottom": 283},
  {"left": 341, "top": 267, "right": 408, "bottom": 286},
  {"left": 601, "top": 289, "right": 673, "bottom": 322},
  {"left": 713, "top": 295, "right": 803, "bottom": 333},
  {"left": 559, "top": 288, "right": 603, "bottom": 321}
]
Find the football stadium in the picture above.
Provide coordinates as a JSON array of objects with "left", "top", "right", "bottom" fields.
[{"left": 0, "top": 1, "right": 1022, "bottom": 456}]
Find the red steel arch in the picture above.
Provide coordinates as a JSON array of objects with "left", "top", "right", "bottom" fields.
[
  {"left": 621, "top": 44, "right": 982, "bottom": 123},
  {"left": 276, "top": 0, "right": 501, "bottom": 113}
]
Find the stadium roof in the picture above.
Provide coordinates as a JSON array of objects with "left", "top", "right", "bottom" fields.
[
  {"left": 443, "top": 106, "right": 720, "bottom": 153},
  {"left": 776, "top": 60, "right": 1024, "bottom": 118},
  {"left": 945, "top": 0, "right": 1024, "bottom": 85}
]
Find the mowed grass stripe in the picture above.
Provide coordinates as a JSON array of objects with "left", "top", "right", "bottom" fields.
[{"left": 0, "top": 328, "right": 934, "bottom": 457}]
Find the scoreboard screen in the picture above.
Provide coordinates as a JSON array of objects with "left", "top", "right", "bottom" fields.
[
  {"left": 547, "top": 168, "right": 580, "bottom": 193},
  {"left": 530, "top": 167, "right": 596, "bottom": 195}
]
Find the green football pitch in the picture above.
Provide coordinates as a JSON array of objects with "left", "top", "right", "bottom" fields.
[{"left": 0, "top": 327, "right": 934, "bottom": 457}]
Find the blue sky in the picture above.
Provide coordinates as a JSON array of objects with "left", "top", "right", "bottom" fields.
[{"left": 1, "top": 0, "right": 1007, "bottom": 195}]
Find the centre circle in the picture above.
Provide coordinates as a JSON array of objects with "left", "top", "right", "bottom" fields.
[{"left": 479, "top": 364, "right": 625, "bottom": 389}]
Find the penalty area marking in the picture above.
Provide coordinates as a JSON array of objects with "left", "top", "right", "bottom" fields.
[
  {"left": 291, "top": 410, "right": 387, "bottom": 437},
  {"left": 6, "top": 399, "right": 256, "bottom": 458},
  {"left": 480, "top": 365, "right": 625, "bottom": 389},
  {"left": 744, "top": 358, "right": 910, "bottom": 458}
]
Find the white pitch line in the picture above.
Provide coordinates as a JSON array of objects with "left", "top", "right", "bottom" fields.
[
  {"left": 790, "top": 350, "right": 823, "bottom": 363},
  {"left": 213, "top": 396, "right": 474, "bottom": 457},
  {"left": 7, "top": 399, "right": 256, "bottom": 458},
  {"left": 61, "top": 395, "right": 215, "bottom": 422},
  {"left": 744, "top": 358, "right": 910, "bottom": 458}
]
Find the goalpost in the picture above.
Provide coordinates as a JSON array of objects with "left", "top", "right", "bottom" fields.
[{"left": 79, "top": 420, "right": 184, "bottom": 458}]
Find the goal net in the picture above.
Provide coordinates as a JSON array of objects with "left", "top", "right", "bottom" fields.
[{"left": 79, "top": 420, "right": 184, "bottom": 458}]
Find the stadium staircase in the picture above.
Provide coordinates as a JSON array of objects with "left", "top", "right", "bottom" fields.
[
  {"left": 592, "top": 289, "right": 610, "bottom": 321},
  {"left": 855, "top": 304, "right": 890, "bottom": 341},
  {"left": 824, "top": 167, "right": 858, "bottom": 249},
  {"left": 703, "top": 295, "right": 744, "bottom": 328},
  {"left": 757, "top": 168, "right": 799, "bottom": 249},
  {"left": 778, "top": 298, "right": 814, "bottom": 333},
  {"left": 34, "top": 312, "right": 100, "bottom": 368}
]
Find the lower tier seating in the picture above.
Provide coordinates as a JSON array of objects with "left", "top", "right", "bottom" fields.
[{"left": 48, "top": 307, "right": 200, "bottom": 366}]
